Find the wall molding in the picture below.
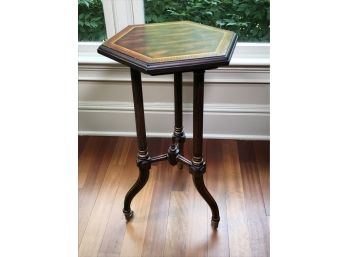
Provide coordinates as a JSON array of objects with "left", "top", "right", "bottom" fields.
[
  {"left": 78, "top": 131, "right": 270, "bottom": 141},
  {"left": 78, "top": 101, "right": 269, "bottom": 140},
  {"left": 79, "top": 101, "right": 269, "bottom": 113},
  {"left": 78, "top": 64, "right": 269, "bottom": 85},
  {"left": 78, "top": 43, "right": 270, "bottom": 140}
]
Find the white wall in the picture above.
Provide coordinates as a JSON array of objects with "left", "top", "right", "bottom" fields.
[{"left": 78, "top": 43, "right": 270, "bottom": 140}]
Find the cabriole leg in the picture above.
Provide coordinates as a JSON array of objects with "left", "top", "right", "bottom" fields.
[
  {"left": 123, "top": 68, "right": 151, "bottom": 221},
  {"left": 190, "top": 70, "right": 220, "bottom": 228}
]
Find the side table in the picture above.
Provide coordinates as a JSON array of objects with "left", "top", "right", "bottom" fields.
[{"left": 98, "top": 21, "right": 238, "bottom": 228}]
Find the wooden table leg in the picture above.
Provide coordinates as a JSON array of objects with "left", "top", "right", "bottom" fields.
[
  {"left": 190, "top": 70, "right": 220, "bottom": 228},
  {"left": 123, "top": 68, "right": 151, "bottom": 221},
  {"left": 172, "top": 72, "right": 186, "bottom": 169}
]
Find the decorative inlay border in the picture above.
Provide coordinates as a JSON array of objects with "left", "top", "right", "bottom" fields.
[{"left": 103, "top": 21, "right": 235, "bottom": 63}]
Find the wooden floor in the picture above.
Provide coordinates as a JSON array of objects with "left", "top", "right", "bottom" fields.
[{"left": 79, "top": 136, "right": 270, "bottom": 257}]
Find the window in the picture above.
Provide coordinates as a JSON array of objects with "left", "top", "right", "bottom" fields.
[
  {"left": 78, "top": 0, "right": 107, "bottom": 41},
  {"left": 78, "top": 0, "right": 269, "bottom": 66},
  {"left": 78, "top": 0, "right": 269, "bottom": 42},
  {"left": 144, "top": 0, "right": 269, "bottom": 42}
]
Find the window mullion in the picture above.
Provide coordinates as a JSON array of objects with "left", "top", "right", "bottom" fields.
[
  {"left": 102, "top": 0, "right": 145, "bottom": 38},
  {"left": 101, "top": 0, "right": 115, "bottom": 38}
]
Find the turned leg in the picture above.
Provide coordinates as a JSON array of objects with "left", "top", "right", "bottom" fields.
[
  {"left": 190, "top": 70, "right": 220, "bottom": 228},
  {"left": 123, "top": 68, "right": 151, "bottom": 221},
  {"left": 171, "top": 72, "right": 186, "bottom": 169}
]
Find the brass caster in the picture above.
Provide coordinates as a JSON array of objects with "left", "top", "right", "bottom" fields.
[
  {"left": 211, "top": 217, "right": 220, "bottom": 229},
  {"left": 123, "top": 209, "right": 134, "bottom": 222}
]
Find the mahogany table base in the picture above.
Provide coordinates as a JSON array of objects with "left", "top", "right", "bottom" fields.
[{"left": 122, "top": 68, "right": 220, "bottom": 229}]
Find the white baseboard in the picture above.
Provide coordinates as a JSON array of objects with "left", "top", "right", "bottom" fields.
[
  {"left": 78, "top": 63, "right": 270, "bottom": 84},
  {"left": 78, "top": 101, "right": 269, "bottom": 140},
  {"left": 78, "top": 131, "right": 269, "bottom": 141}
]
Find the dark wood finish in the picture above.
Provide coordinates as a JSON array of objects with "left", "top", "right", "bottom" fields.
[
  {"left": 78, "top": 135, "right": 89, "bottom": 158},
  {"left": 78, "top": 137, "right": 270, "bottom": 257},
  {"left": 122, "top": 167, "right": 150, "bottom": 220},
  {"left": 130, "top": 68, "right": 148, "bottom": 157},
  {"left": 123, "top": 67, "right": 221, "bottom": 227},
  {"left": 97, "top": 21, "right": 238, "bottom": 75},
  {"left": 189, "top": 70, "right": 220, "bottom": 228},
  {"left": 123, "top": 67, "right": 223, "bottom": 227},
  {"left": 97, "top": 21, "right": 238, "bottom": 229},
  {"left": 174, "top": 73, "right": 183, "bottom": 131},
  {"left": 123, "top": 68, "right": 151, "bottom": 220},
  {"left": 238, "top": 141, "right": 270, "bottom": 257},
  {"left": 192, "top": 174, "right": 220, "bottom": 226},
  {"left": 172, "top": 72, "right": 185, "bottom": 169},
  {"left": 78, "top": 136, "right": 107, "bottom": 189},
  {"left": 98, "top": 43, "right": 229, "bottom": 75},
  {"left": 192, "top": 70, "right": 205, "bottom": 165},
  {"left": 254, "top": 141, "right": 270, "bottom": 216},
  {"left": 108, "top": 22, "right": 234, "bottom": 61}
]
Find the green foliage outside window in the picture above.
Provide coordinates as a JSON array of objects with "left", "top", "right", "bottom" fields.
[
  {"left": 78, "top": 0, "right": 106, "bottom": 41},
  {"left": 144, "top": 0, "right": 269, "bottom": 42},
  {"left": 78, "top": 0, "right": 269, "bottom": 42}
]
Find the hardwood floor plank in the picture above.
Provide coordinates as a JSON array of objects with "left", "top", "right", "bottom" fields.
[
  {"left": 184, "top": 168, "right": 208, "bottom": 257},
  {"left": 163, "top": 140, "right": 192, "bottom": 257},
  {"left": 79, "top": 168, "right": 121, "bottom": 257},
  {"left": 119, "top": 167, "right": 156, "bottom": 257},
  {"left": 141, "top": 138, "right": 174, "bottom": 257},
  {"left": 226, "top": 192, "right": 252, "bottom": 257},
  {"left": 222, "top": 140, "right": 252, "bottom": 257},
  {"left": 114, "top": 137, "right": 133, "bottom": 166},
  {"left": 253, "top": 141, "right": 270, "bottom": 216},
  {"left": 78, "top": 137, "right": 107, "bottom": 189},
  {"left": 79, "top": 136, "right": 90, "bottom": 159},
  {"left": 97, "top": 138, "right": 137, "bottom": 257},
  {"left": 206, "top": 139, "right": 230, "bottom": 257},
  {"left": 78, "top": 136, "right": 270, "bottom": 257},
  {"left": 79, "top": 138, "right": 126, "bottom": 257},
  {"left": 171, "top": 138, "right": 192, "bottom": 192},
  {"left": 78, "top": 137, "right": 117, "bottom": 245},
  {"left": 163, "top": 191, "right": 190, "bottom": 257},
  {"left": 238, "top": 141, "right": 270, "bottom": 257}
]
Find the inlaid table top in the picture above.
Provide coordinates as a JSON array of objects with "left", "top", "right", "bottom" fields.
[{"left": 98, "top": 21, "right": 238, "bottom": 75}]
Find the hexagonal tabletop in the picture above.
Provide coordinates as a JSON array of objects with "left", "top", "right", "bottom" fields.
[{"left": 98, "top": 21, "right": 238, "bottom": 75}]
